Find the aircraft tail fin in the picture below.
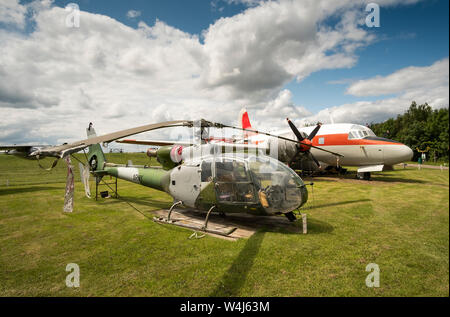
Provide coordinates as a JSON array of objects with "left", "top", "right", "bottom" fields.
[
  {"left": 239, "top": 108, "right": 256, "bottom": 139},
  {"left": 86, "top": 124, "right": 107, "bottom": 172}
]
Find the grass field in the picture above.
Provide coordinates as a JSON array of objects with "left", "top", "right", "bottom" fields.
[{"left": 0, "top": 153, "right": 448, "bottom": 297}]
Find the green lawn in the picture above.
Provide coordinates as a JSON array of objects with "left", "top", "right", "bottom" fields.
[{"left": 0, "top": 153, "right": 448, "bottom": 296}]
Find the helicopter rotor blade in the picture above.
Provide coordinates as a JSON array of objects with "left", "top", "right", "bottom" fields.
[
  {"left": 36, "top": 120, "right": 191, "bottom": 159},
  {"left": 215, "top": 121, "right": 344, "bottom": 157},
  {"left": 307, "top": 144, "right": 343, "bottom": 157}
]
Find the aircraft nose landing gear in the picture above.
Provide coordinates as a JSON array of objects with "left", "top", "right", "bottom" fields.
[{"left": 356, "top": 172, "right": 371, "bottom": 180}]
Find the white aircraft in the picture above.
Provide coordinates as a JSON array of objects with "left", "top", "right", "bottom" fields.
[{"left": 238, "top": 109, "right": 413, "bottom": 180}]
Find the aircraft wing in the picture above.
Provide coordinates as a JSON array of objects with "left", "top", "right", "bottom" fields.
[
  {"left": 357, "top": 165, "right": 385, "bottom": 173},
  {"left": 35, "top": 120, "right": 192, "bottom": 158},
  {"left": 116, "top": 139, "right": 193, "bottom": 147}
]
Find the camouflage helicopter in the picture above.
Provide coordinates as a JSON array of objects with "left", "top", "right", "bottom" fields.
[{"left": 21, "top": 119, "right": 337, "bottom": 235}]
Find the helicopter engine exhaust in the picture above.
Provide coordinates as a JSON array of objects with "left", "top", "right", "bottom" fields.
[{"left": 146, "top": 148, "right": 158, "bottom": 158}]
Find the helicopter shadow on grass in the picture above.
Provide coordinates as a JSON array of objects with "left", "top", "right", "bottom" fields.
[
  {"left": 210, "top": 231, "right": 265, "bottom": 297},
  {"left": 209, "top": 218, "right": 334, "bottom": 296},
  {"left": 305, "top": 199, "right": 372, "bottom": 210},
  {"left": 96, "top": 195, "right": 172, "bottom": 211},
  {"left": 0, "top": 186, "right": 57, "bottom": 197}
]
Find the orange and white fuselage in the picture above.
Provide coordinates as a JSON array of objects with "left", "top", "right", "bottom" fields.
[{"left": 239, "top": 111, "right": 413, "bottom": 172}]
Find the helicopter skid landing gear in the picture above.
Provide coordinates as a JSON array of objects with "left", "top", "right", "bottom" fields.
[{"left": 153, "top": 205, "right": 237, "bottom": 237}]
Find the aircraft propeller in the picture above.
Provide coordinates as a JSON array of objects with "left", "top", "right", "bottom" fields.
[{"left": 286, "top": 118, "right": 341, "bottom": 168}]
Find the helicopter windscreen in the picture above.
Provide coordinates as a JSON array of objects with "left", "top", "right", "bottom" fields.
[{"left": 247, "top": 156, "right": 305, "bottom": 214}]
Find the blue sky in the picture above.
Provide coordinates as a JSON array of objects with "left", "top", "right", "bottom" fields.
[
  {"left": 288, "top": 0, "right": 449, "bottom": 111},
  {"left": 42, "top": 0, "right": 449, "bottom": 113}
]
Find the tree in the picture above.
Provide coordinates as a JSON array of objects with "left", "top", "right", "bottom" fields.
[{"left": 370, "top": 102, "right": 449, "bottom": 162}]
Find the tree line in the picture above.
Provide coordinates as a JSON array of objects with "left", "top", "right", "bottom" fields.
[{"left": 369, "top": 102, "right": 449, "bottom": 162}]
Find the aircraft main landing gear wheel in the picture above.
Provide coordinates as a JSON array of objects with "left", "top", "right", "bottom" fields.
[{"left": 356, "top": 172, "right": 371, "bottom": 180}]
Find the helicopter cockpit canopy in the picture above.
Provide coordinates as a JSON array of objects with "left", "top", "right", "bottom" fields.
[
  {"left": 210, "top": 154, "right": 306, "bottom": 214},
  {"left": 348, "top": 124, "right": 376, "bottom": 140},
  {"left": 247, "top": 155, "right": 305, "bottom": 214}
]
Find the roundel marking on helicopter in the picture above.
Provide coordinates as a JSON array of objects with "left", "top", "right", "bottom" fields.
[{"left": 170, "top": 145, "right": 183, "bottom": 163}]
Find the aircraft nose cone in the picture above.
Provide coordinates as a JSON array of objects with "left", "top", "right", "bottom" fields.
[{"left": 399, "top": 145, "right": 413, "bottom": 162}]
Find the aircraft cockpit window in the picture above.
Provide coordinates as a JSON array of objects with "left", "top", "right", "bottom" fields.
[{"left": 348, "top": 126, "right": 376, "bottom": 140}]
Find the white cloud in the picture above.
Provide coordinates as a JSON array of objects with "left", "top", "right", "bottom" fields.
[
  {"left": 304, "top": 59, "right": 449, "bottom": 125},
  {"left": 200, "top": 0, "right": 377, "bottom": 101},
  {"left": 346, "top": 58, "right": 449, "bottom": 97},
  {"left": 126, "top": 10, "right": 141, "bottom": 19},
  {"left": 0, "top": 0, "right": 27, "bottom": 29},
  {"left": 0, "top": 0, "right": 440, "bottom": 146}
]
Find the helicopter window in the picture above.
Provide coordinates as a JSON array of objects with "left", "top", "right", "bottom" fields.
[
  {"left": 215, "top": 158, "right": 255, "bottom": 203},
  {"left": 216, "top": 160, "right": 235, "bottom": 182},
  {"left": 201, "top": 161, "right": 212, "bottom": 182}
]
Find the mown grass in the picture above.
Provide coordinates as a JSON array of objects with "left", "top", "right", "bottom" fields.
[{"left": 0, "top": 153, "right": 448, "bottom": 297}]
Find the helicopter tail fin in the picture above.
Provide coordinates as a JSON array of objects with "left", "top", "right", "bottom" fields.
[{"left": 86, "top": 124, "right": 107, "bottom": 172}]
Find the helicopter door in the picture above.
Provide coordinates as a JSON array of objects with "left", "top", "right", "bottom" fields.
[
  {"left": 169, "top": 163, "right": 201, "bottom": 207},
  {"left": 214, "top": 158, "right": 256, "bottom": 204}
]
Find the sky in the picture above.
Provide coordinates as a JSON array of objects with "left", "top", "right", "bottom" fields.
[{"left": 0, "top": 0, "right": 448, "bottom": 146}]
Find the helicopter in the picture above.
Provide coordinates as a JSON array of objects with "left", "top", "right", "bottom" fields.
[{"left": 25, "top": 119, "right": 339, "bottom": 236}]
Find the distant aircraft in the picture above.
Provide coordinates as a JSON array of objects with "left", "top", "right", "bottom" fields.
[
  {"left": 237, "top": 109, "right": 413, "bottom": 180},
  {"left": 0, "top": 145, "right": 61, "bottom": 169},
  {"left": 0, "top": 145, "right": 52, "bottom": 159}
]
